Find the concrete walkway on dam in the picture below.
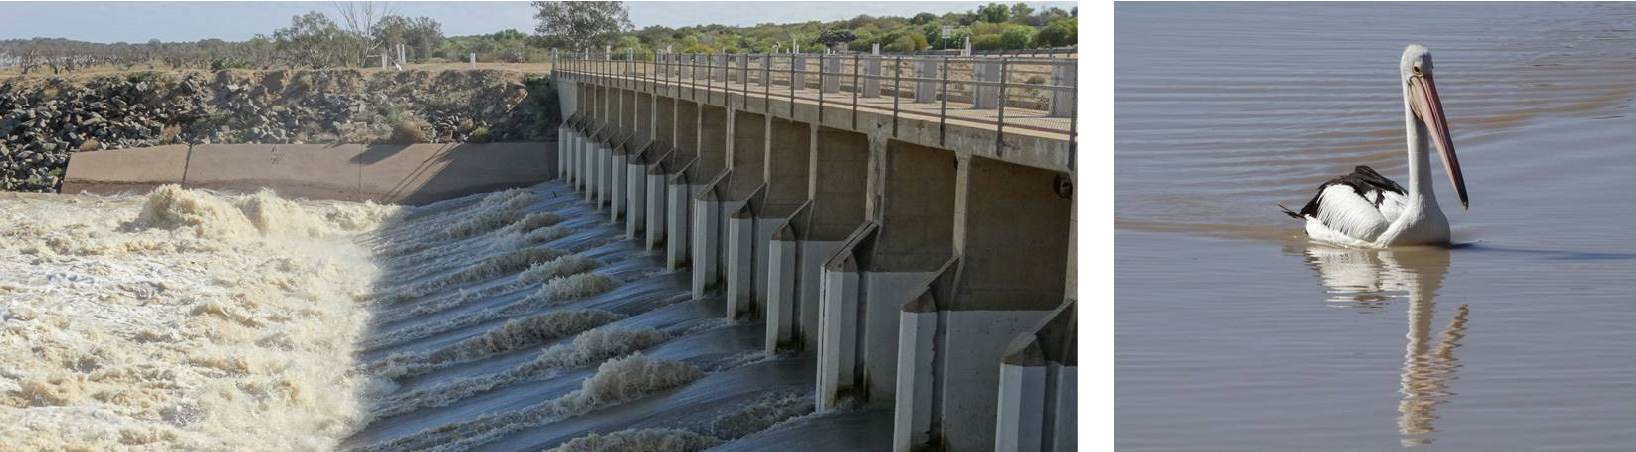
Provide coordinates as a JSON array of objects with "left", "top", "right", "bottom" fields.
[{"left": 60, "top": 142, "right": 557, "bottom": 205}]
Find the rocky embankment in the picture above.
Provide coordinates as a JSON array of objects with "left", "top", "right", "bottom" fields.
[{"left": 0, "top": 69, "right": 559, "bottom": 192}]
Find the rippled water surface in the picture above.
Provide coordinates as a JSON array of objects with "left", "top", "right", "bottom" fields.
[{"left": 1117, "top": 2, "right": 1636, "bottom": 450}]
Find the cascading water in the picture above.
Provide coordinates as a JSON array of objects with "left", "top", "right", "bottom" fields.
[{"left": 3, "top": 180, "right": 893, "bottom": 451}]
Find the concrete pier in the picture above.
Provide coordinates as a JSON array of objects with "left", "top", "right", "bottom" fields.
[{"left": 552, "top": 51, "right": 1076, "bottom": 451}]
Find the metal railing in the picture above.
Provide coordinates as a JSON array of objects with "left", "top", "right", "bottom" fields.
[{"left": 552, "top": 50, "right": 1078, "bottom": 171}]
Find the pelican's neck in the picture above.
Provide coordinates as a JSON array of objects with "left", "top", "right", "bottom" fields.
[{"left": 1404, "top": 102, "right": 1438, "bottom": 206}]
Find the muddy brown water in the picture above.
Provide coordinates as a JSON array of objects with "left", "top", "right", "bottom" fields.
[{"left": 1117, "top": 2, "right": 1636, "bottom": 450}]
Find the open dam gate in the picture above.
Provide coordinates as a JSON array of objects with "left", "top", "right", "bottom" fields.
[{"left": 554, "top": 49, "right": 1079, "bottom": 452}]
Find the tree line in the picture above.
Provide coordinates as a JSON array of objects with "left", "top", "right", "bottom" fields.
[
  {"left": 0, "top": 1, "right": 1077, "bottom": 75},
  {"left": 538, "top": 1, "right": 1078, "bottom": 58}
]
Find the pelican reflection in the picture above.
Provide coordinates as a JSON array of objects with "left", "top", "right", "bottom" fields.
[{"left": 1293, "top": 245, "right": 1470, "bottom": 446}]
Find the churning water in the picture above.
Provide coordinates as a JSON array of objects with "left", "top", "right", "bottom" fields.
[
  {"left": 3, "top": 181, "right": 890, "bottom": 451},
  {"left": 1118, "top": 2, "right": 1636, "bottom": 451}
]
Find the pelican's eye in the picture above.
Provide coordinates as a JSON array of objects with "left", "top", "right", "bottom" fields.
[{"left": 1412, "top": 66, "right": 1422, "bottom": 76}]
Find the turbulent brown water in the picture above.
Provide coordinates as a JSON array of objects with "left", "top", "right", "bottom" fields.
[{"left": 1118, "top": 2, "right": 1636, "bottom": 451}]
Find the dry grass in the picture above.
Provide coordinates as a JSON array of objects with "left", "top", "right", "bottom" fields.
[
  {"left": 387, "top": 119, "right": 430, "bottom": 144},
  {"left": 468, "top": 127, "right": 492, "bottom": 143},
  {"left": 158, "top": 124, "right": 182, "bottom": 144}
]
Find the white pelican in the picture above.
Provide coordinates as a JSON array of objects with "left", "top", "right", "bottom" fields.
[{"left": 1282, "top": 44, "right": 1469, "bottom": 247}]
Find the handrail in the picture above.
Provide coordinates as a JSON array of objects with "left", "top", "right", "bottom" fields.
[{"left": 556, "top": 51, "right": 1077, "bottom": 168}]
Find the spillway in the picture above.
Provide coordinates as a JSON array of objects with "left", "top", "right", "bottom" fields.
[
  {"left": 339, "top": 181, "right": 892, "bottom": 451},
  {"left": 1, "top": 181, "right": 891, "bottom": 450}
]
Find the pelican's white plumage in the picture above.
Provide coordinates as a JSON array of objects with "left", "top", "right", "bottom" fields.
[{"left": 1284, "top": 44, "right": 1470, "bottom": 248}]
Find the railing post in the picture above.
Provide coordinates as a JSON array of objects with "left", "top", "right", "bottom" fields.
[
  {"left": 852, "top": 53, "right": 860, "bottom": 129},
  {"left": 788, "top": 54, "right": 796, "bottom": 118},
  {"left": 939, "top": 57, "right": 950, "bottom": 147},
  {"left": 892, "top": 57, "right": 902, "bottom": 138},
  {"left": 818, "top": 53, "right": 827, "bottom": 116},
  {"left": 764, "top": 55, "right": 772, "bottom": 114},
  {"left": 996, "top": 58, "right": 1009, "bottom": 156}
]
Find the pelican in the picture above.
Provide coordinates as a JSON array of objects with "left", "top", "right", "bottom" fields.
[{"left": 1282, "top": 44, "right": 1469, "bottom": 247}]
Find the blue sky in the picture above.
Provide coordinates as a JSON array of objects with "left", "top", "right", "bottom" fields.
[{"left": 0, "top": 1, "right": 1077, "bottom": 43}]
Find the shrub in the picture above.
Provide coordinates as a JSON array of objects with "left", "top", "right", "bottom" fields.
[
  {"left": 388, "top": 118, "right": 430, "bottom": 144},
  {"left": 973, "top": 34, "right": 1004, "bottom": 50},
  {"left": 1000, "top": 24, "right": 1038, "bottom": 49},
  {"left": 469, "top": 127, "right": 492, "bottom": 143},
  {"left": 1036, "top": 18, "right": 1077, "bottom": 47},
  {"left": 159, "top": 124, "right": 182, "bottom": 144},
  {"left": 210, "top": 58, "right": 250, "bottom": 71},
  {"left": 884, "top": 35, "right": 919, "bottom": 53}
]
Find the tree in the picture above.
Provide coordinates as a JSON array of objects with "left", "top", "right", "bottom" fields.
[
  {"left": 1011, "top": 3, "right": 1035, "bottom": 20},
  {"left": 372, "top": 15, "right": 412, "bottom": 55},
  {"left": 407, "top": 17, "right": 444, "bottom": 62},
  {"left": 333, "top": 2, "right": 396, "bottom": 66},
  {"left": 911, "top": 12, "right": 939, "bottom": 25},
  {"left": 1036, "top": 18, "right": 1076, "bottom": 47},
  {"left": 922, "top": 23, "right": 944, "bottom": 48},
  {"left": 274, "top": 12, "right": 349, "bottom": 68},
  {"left": 978, "top": 3, "right": 1010, "bottom": 23},
  {"left": 816, "top": 29, "right": 857, "bottom": 51},
  {"left": 532, "top": 1, "right": 632, "bottom": 52},
  {"left": 1000, "top": 24, "right": 1037, "bottom": 49}
]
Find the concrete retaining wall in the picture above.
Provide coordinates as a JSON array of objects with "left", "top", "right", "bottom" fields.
[{"left": 62, "top": 142, "right": 556, "bottom": 205}]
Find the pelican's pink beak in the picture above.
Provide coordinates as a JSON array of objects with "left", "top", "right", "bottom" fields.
[{"left": 1409, "top": 73, "right": 1468, "bottom": 209}]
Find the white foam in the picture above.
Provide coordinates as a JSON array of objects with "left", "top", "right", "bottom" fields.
[
  {"left": 369, "top": 309, "right": 625, "bottom": 380},
  {"left": 368, "top": 326, "right": 668, "bottom": 419},
  {"left": 526, "top": 273, "right": 619, "bottom": 306},
  {"left": 356, "top": 352, "right": 700, "bottom": 452},
  {"left": 518, "top": 255, "right": 600, "bottom": 285},
  {"left": 0, "top": 187, "right": 396, "bottom": 450}
]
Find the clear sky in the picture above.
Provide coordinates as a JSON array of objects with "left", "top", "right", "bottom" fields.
[{"left": 0, "top": 1, "right": 1078, "bottom": 43}]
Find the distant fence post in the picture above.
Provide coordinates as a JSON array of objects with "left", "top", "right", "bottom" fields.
[
  {"left": 864, "top": 44, "right": 881, "bottom": 98},
  {"left": 1049, "top": 63, "right": 1076, "bottom": 118},
  {"left": 469, "top": 53, "right": 476, "bottom": 69},
  {"left": 915, "top": 58, "right": 936, "bottom": 103},
  {"left": 822, "top": 55, "right": 841, "bottom": 93},
  {"left": 975, "top": 60, "right": 1001, "bottom": 109}
]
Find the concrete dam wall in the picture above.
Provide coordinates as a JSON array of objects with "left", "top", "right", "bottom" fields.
[
  {"left": 61, "top": 142, "right": 556, "bottom": 205},
  {"left": 553, "top": 51, "right": 1078, "bottom": 452}
]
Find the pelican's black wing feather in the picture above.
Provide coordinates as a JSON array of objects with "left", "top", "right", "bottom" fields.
[{"left": 1290, "top": 165, "right": 1406, "bottom": 219}]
